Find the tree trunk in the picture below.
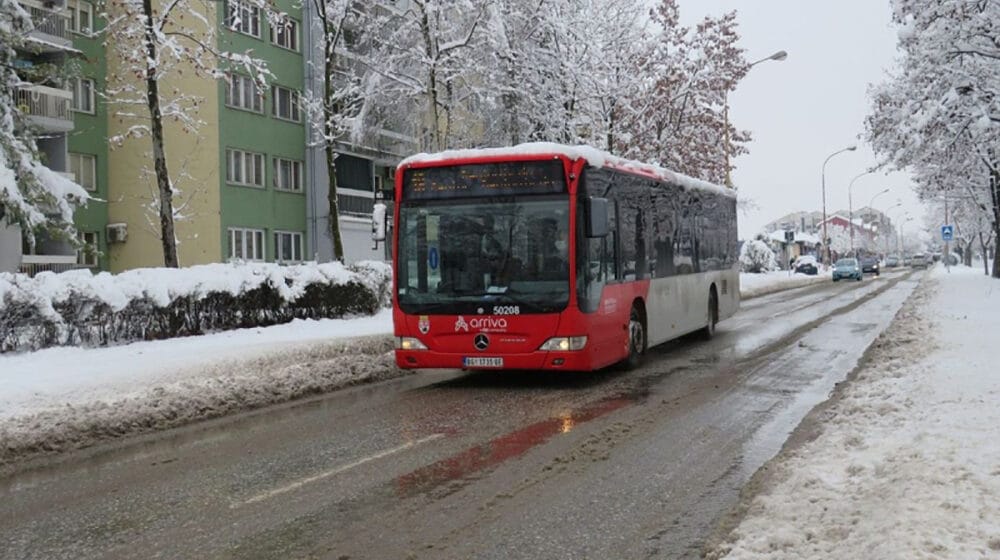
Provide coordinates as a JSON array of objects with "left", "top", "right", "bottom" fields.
[
  {"left": 980, "top": 232, "right": 991, "bottom": 276},
  {"left": 142, "top": 0, "right": 178, "bottom": 268},
  {"left": 323, "top": 41, "right": 345, "bottom": 263},
  {"left": 963, "top": 239, "right": 973, "bottom": 267},
  {"left": 990, "top": 169, "right": 1000, "bottom": 279}
]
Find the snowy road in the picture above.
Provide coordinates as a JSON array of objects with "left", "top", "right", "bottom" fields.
[{"left": 1, "top": 271, "right": 919, "bottom": 560}]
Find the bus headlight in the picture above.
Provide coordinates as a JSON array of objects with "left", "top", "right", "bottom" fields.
[
  {"left": 539, "top": 336, "right": 588, "bottom": 351},
  {"left": 396, "top": 337, "right": 428, "bottom": 350}
]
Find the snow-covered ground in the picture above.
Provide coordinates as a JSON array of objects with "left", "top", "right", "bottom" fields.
[
  {"left": 711, "top": 265, "right": 1000, "bottom": 559},
  {"left": 0, "top": 310, "right": 398, "bottom": 469},
  {"left": 740, "top": 270, "right": 829, "bottom": 299}
]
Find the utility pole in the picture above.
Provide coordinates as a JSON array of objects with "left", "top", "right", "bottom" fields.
[{"left": 944, "top": 195, "right": 951, "bottom": 273}]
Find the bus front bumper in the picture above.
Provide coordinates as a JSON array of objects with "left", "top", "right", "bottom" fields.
[{"left": 395, "top": 349, "right": 599, "bottom": 372}]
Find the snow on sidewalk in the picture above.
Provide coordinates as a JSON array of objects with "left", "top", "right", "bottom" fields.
[
  {"left": 740, "top": 271, "right": 829, "bottom": 299},
  {"left": 711, "top": 266, "right": 1000, "bottom": 559},
  {"left": 0, "top": 310, "right": 396, "bottom": 469}
]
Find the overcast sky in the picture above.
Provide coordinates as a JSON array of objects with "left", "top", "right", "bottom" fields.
[{"left": 674, "top": 0, "right": 928, "bottom": 241}]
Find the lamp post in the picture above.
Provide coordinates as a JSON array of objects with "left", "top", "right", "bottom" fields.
[
  {"left": 883, "top": 202, "right": 902, "bottom": 256},
  {"left": 899, "top": 216, "right": 914, "bottom": 255},
  {"left": 724, "top": 50, "right": 788, "bottom": 186},
  {"left": 865, "top": 188, "right": 890, "bottom": 255},
  {"left": 847, "top": 170, "right": 875, "bottom": 257},
  {"left": 821, "top": 145, "right": 857, "bottom": 265}
]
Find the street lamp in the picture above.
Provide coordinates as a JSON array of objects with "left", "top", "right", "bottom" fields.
[
  {"left": 847, "top": 170, "right": 875, "bottom": 257},
  {"left": 821, "top": 144, "right": 857, "bottom": 264},
  {"left": 882, "top": 202, "right": 902, "bottom": 256},
  {"left": 864, "top": 188, "right": 890, "bottom": 254},
  {"left": 724, "top": 50, "right": 788, "bottom": 186},
  {"left": 749, "top": 50, "right": 788, "bottom": 67}
]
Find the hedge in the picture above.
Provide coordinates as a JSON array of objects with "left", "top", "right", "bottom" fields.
[{"left": 0, "top": 261, "right": 392, "bottom": 353}]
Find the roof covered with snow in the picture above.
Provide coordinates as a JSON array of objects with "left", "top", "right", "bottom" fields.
[{"left": 398, "top": 142, "right": 735, "bottom": 198}]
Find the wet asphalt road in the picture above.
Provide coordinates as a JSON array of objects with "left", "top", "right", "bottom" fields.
[{"left": 1, "top": 271, "right": 918, "bottom": 560}]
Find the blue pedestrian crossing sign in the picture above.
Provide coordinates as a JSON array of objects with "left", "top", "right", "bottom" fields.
[{"left": 941, "top": 225, "right": 954, "bottom": 241}]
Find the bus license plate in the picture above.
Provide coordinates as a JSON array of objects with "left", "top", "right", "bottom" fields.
[{"left": 463, "top": 357, "right": 503, "bottom": 368}]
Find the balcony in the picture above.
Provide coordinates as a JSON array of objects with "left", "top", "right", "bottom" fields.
[
  {"left": 18, "top": 255, "right": 88, "bottom": 276},
  {"left": 20, "top": 3, "right": 73, "bottom": 52},
  {"left": 14, "top": 84, "right": 74, "bottom": 132}
]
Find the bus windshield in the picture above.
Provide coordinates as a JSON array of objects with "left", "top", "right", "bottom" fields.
[{"left": 397, "top": 196, "right": 570, "bottom": 315}]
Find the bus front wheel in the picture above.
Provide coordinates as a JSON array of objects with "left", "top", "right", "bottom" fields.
[
  {"left": 624, "top": 305, "right": 646, "bottom": 370},
  {"left": 701, "top": 289, "right": 719, "bottom": 340}
]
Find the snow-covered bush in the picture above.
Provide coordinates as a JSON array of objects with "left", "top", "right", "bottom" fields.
[
  {"left": 740, "top": 239, "right": 777, "bottom": 273},
  {"left": 0, "top": 261, "right": 392, "bottom": 353}
]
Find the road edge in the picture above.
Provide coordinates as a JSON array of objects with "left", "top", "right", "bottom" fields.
[
  {"left": 0, "top": 333, "right": 406, "bottom": 476},
  {"left": 701, "top": 271, "right": 932, "bottom": 558}
]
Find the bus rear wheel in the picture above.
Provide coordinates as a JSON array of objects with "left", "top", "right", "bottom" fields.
[
  {"left": 701, "top": 289, "right": 719, "bottom": 340},
  {"left": 624, "top": 306, "right": 646, "bottom": 370}
]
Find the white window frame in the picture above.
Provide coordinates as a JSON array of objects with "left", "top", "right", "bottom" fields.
[
  {"left": 69, "top": 152, "right": 97, "bottom": 192},
  {"left": 274, "top": 231, "right": 303, "bottom": 263},
  {"left": 271, "top": 85, "right": 301, "bottom": 122},
  {"left": 71, "top": 78, "right": 95, "bottom": 114},
  {"left": 269, "top": 17, "right": 299, "bottom": 51},
  {"left": 77, "top": 231, "right": 99, "bottom": 267},
  {"left": 272, "top": 157, "right": 304, "bottom": 192},
  {"left": 68, "top": 1, "right": 93, "bottom": 34},
  {"left": 226, "top": 148, "right": 265, "bottom": 188},
  {"left": 225, "top": 0, "right": 261, "bottom": 38},
  {"left": 229, "top": 228, "right": 265, "bottom": 261},
  {"left": 225, "top": 74, "right": 264, "bottom": 114}
]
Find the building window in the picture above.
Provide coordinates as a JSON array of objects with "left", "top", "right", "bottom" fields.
[
  {"left": 273, "top": 157, "right": 303, "bottom": 192},
  {"left": 69, "top": 1, "right": 93, "bottom": 34},
  {"left": 224, "top": 0, "right": 261, "bottom": 38},
  {"left": 71, "top": 78, "right": 95, "bottom": 114},
  {"left": 78, "top": 231, "right": 99, "bottom": 267},
  {"left": 229, "top": 228, "right": 265, "bottom": 261},
  {"left": 69, "top": 152, "right": 96, "bottom": 191},
  {"left": 274, "top": 231, "right": 303, "bottom": 263},
  {"left": 226, "top": 149, "right": 265, "bottom": 187},
  {"left": 270, "top": 18, "right": 299, "bottom": 51},
  {"left": 225, "top": 74, "right": 264, "bottom": 113},
  {"left": 271, "top": 85, "right": 301, "bottom": 122}
]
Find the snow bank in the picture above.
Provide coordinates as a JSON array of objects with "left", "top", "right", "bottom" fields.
[
  {"left": 0, "top": 310, "right": 398, "bottom": 471},
  {"left": 740, "top": 271, "right": 829, "bottom": 299},
  {"left": 711, "top": 266, "right": 1000, "bottom": 559}
]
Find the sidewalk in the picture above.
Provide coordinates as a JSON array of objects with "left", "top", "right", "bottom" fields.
[{"left": 710, "top": 265, "right": 1000, "bottom": 559}]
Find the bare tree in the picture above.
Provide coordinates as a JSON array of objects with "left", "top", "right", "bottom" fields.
[{"left": 100, "top": 0, "right": 278, "bottom": 267}]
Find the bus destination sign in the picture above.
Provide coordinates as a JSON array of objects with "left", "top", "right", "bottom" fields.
[{"left": 403, "top": 160, "right": 566, "bottom": 200}]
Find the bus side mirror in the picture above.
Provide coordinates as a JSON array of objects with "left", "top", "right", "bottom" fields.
[
  {"left": 584, "top": 197, "right": 609, "bottom": 238},
  {"left": 372, "top": 202, "right": 387, "bottom": 246}
]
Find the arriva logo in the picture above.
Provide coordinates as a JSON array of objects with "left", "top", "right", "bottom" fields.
[
  {"left": 454, "top": 316, "right": 469, "bottom": 332},
  {"left": 470, "top": 317, "right": 508, "bottom": 330}
]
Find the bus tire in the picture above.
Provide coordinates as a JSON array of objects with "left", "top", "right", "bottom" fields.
[
  {"left": 701, "top": 288, "right": 719, "bottom": 340},
  {"left": 624, "top": 304, "right": 646, "bottom": 370}
]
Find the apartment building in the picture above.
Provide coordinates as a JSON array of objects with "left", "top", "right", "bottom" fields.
[
  {"left": 4, "top": 0, "right": 412, "bottom": 274},
  {"left": 0, "top": 0, "right": 108, "bottom": 274}
]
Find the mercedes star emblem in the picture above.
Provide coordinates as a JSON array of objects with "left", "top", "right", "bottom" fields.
[{"left": 474, "top": 334, "right": 490, "bottom": 351}]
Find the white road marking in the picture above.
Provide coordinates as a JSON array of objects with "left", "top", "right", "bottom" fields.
[{"left": 235, "top": 433, "right": 445, "bottom": 507}]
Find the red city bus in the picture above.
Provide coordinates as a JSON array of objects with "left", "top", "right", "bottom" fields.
[{"left": 385, "top": 143, "right": 739, "bottom": 372}]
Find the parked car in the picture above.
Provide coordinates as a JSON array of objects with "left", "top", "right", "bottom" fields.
[
  {"left": 885, "top": 255, "right": 900, "bottom": 268},
  {"left": 911, "top": 253, "right": 928, "bottom": 269},
  {"left": 833, "top": 258, "right": 863, "bottom": 282},
  {"left": 860, "top": 256, "right": 880, "bottom": 275},
  {"left": 903, "top": 255, "right": 913, "bottom": 266},
  {"left": 794, "top": 255, "right": 819, "bottom": 276}
]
